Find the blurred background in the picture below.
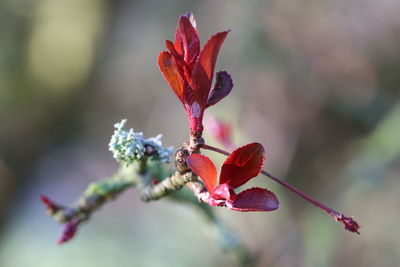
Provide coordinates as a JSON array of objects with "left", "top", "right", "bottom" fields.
[{"left": 0, "top": 0, "right": 399, "bottom": 266}]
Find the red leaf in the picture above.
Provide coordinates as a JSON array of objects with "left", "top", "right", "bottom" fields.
[
  {"left": 158, "top": 51, "right": 186, "bottom": 103},
  {"left": 174, "top": 12, "right": 196, "bottom": 57},
  {"left": 206, "top": 71, "right": 233, "bottom": 108},
  {"left": 190, "top": 31, "right": 229, "bottom": 106},
  {"left": 185, "top": 12, "right": 197, "bottom": 29},
  {"left": 220, "top": 143, "right": 265, "bottom": 188},
  {"left": 211, "top": 183, "right": 236, "bottom": 202},
  {"left": 174, "top": 32, "right": 183, "bottom": 56},
  {"left": 165, "top": 40, "right": 180, "bottom": 60},
  {"left": 177, "top": 14, "right": 200, "bottom": 67},
  {"left": 229, "top": 187, "right": 279, "bottom": 212},
  {"left": 165, "top": 40, "right": 192, "bottom": 83},
  {"left": 187, "top": 154, "right": 217, "bottom": 193}
]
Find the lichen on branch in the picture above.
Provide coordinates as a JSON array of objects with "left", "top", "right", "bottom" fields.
[
  {"left": 41, "top": 121, "right": 210, "bottom": 244},
  {"left": 109, "top": 119, "right": 173, "bottom": 165}
]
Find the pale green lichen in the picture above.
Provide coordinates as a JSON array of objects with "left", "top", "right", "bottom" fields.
[{"left": 109, "top": 119, "right": 173, "bottom": 165}]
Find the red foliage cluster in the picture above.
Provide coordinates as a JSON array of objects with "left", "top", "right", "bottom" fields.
[
  {"left": 158, "top": 12, "right": 233, "bottom": 137},
  {"left": 158, "top": 13, "right": 278, "bottom": 212},
  {"left": 187, "top": 143, "right": 279, "bottom": 211}
]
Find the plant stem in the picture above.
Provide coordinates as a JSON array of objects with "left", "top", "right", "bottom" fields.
[{"left": 200, "top": 143, "right": 360, "bottom": 234}]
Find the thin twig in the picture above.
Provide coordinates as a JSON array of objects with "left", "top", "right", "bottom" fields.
[{"left": 200, "top": 143, "right": 360, "bottom": 234}]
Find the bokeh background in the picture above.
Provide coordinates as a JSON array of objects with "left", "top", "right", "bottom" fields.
[{"left": 1, "top": 0, "right": 399, "bottom": 266}]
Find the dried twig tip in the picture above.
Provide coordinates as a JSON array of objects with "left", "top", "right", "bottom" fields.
[
  {"left": 337, "top": 214, "right": 361, "bottom": 234},
  {"left": 40, "top": 195, "right": 61, "bottom": 215}
]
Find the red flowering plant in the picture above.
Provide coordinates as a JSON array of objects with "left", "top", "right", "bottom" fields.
[{"left": 41, "top": 12, "right": 360, "bottom": 262}]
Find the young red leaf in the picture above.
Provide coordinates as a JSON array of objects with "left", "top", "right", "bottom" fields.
[
  {"left": 190, "top": 31, "right": 230, "bottom": 106},
  {"left": 173, "top": 12, "right": 196, "bottom": 57},
  {"left": 206, "top": 71, "right": 233, "bottom": 108},
  {"left": 185, "top": 11, "right": 197, "bottom": 28},
  {"left": 174, "top": 32, "right": 183, "bottom": 56},
  {"left": 229, "top": 187, "right": 279, "bottom": 212},
  {"left": 165, "top": 40, "right": 192, "bottom": 84},
  {"left": 220, "top": 143, "right": 265, "bottom": 188},
  {"left": 158, "top": 51, "right": 185, "bottom": 102},
  {"left": 165, "top": 40, "right": 182, "bottom": 64},
  {"left": 177, "top": 15, "right": 200, "bottom": 67},
  {"left": 187, "top": 154, "right": 217, "bottom": 193},
  {"left": 193, "top": 31, "right": 229, "bottom": 81}
]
